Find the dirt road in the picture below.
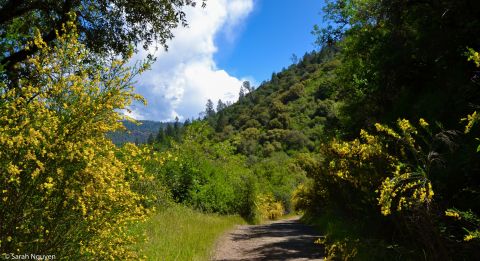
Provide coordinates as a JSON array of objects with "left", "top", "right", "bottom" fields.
[{"left": 213, "top": 216, "right": 324, "bottom": 261}]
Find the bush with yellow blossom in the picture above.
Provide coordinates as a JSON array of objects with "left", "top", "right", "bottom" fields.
[
  {"left": 325, "top": 119, "right": 435, "bottom": 216},
  {"left": 302, "top": 118, "right": 447, "bottom": 258},
  {"left": 441, "top": 48, "right": 480, "bottom": 243},
  {"left": 256, "top": 193, "right": 285, "bottom": 220},
  {"left": 0, "top": 17, "right": 151, "bottom": 259}
]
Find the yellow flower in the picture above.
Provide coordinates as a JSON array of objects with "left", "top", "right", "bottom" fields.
[
  {"left": 6, "top": 163, "right": 21, "bottom": 175},
  {"left": 445, "top": 210, "right": 461, "bottom": 219},
  {"left": 419, "top": 118, "right": 429, "bottom": 128}
]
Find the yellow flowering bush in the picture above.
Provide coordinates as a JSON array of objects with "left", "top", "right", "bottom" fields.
[
  {"left": 327, "top": 119, "right": 434, "bottom": 215},
  {"left": 291, "top": 182, "right": 313, "bottom": 212},
  {"left": 310, "top": 118, "right": 447, "bottom": 258},
  {"left": 127, "top": 145, "right": 171, "bottom": 210},
  {"left": 0, "top": 17, "right": 150, "bottom": 259},
  {"left": 467, "top": 48, "right": 480, "bottom": 67},
  {"left": 464, "top": 48, "right": 480, "bottom": 152},
  {"left": 315, "top": 236, "right": 359, "bottom": 261},
  {"left": 328, "top": 129, "right": 390, "bottom": 190},
  {"left": 375, "top": 119, "right": 434, "bottom": 216},
  {"left": 377, "top": 164, "right": 433, "bottom": 215},
  {"left": 444, "top": 208, "right": 480, "bottom": 242},
  {"left": 256, "top": 193, "right": 285, "bottom": 220},
  {"left": 442, "top": 48, "right": 480, "bottom": 242}
]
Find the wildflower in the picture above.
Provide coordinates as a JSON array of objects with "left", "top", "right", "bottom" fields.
[
  {"left": 419, "top": 118, "right": 429, "bottom": 128},
  {"left": 445, "top": 210, "right": 461, "bottom": 219}
]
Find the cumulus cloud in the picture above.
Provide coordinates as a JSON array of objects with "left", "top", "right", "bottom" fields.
[{"left": 128, "top": 0, "right": 254, "bottom": 121}]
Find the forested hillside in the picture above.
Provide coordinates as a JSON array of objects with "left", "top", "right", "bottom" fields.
[
  {"left": 107, "top": 120, "right": 185, "bottom": 145},
  {"left": 108, "top": 120, "right": 163, "bottom": 145},
  {"left": 212, "top": 47, "right": 340, "bottom": 154}
]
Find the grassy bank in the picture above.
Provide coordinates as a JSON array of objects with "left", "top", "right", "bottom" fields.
[{"left": 129, "top": 205, "right": 246, "bottom": 261}]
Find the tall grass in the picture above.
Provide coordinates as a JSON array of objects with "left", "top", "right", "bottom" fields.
[{"left": 129, "top": 205, "right": 245, "bottom": 261}]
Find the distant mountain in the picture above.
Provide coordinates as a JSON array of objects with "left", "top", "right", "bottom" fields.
[{"left": 108, "top": 120, "right": 164, "bottom": 145}]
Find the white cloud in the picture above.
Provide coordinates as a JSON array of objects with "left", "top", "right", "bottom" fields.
[{"left": 129, "top": 0, "right": 254, "bottom": 121}]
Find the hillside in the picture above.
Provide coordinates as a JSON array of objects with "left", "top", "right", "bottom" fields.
[
  {"left": 108, "top": 120, "right": 185, "bottom": 145},
  {"left": 108, "top": 120, "right": 161, "bottom": 144},
  {"left": 207, "top": 47, "right": 340, "bottom": 156}
]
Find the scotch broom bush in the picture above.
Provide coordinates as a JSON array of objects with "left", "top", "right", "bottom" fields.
[
  {"left": 256, "top": 193, "right": 285, "bottom": 220},
  {"left": 299, "top": 118, "right": 453, "bottom": 258},
  {"left": 324, "top": 119, "right": 435, "bottom": 216},
  {"left": 0, "top": 17, "right": 150, "bottom": 259},
  {"left": 444, "top": 48, "right": 480, "bottom": 243}
]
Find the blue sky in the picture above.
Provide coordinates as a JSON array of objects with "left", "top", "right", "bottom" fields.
[
  {"left": 215, "top": 0, "right": 324, "bottom": 84},
  {"left": 129, "top": 0, "right": 324, "bottom": 121}
]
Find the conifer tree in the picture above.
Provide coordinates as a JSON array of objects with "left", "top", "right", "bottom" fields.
[
  {"left": 156, "top": 126, "right": 166, "bottom": 144},
  {"left": 165, "top": 124, "right": 175, "bottom": 138},
  {"left": 173, "top": 116, "right": 181, "bottom": 141},
  {"left": 239, "top": 86, "right": 245, "bottom": 102},
  {"left": 205, "top": 99, "right": 216, "bottom": 117},
  {"left": 217, "top": 99, "right": 227, "bottom": 112},
  {"left": 147, "top": 133, "right": 154, "bottom": 144}
]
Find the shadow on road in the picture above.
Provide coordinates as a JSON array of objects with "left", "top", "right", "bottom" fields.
[{"left": 214, "top": 218, "right": 324, "bottom": 261}]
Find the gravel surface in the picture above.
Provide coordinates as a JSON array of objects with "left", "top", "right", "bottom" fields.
[{"left": 213, "top": 216, "right": 324, "bottom": 261}]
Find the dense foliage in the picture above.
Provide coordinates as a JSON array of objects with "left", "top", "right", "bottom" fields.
[
  {"left": 299, "top": 0, "right": 480, "bottom": 259},
  {"left": 0, "top": 21, "right": 152, "bottom": 259},
  {"left": 0, "top": 0, "right": 206, "bottom": 72},
  {"left": 142, "top": 120, "right": 306, "bottom": 223}
]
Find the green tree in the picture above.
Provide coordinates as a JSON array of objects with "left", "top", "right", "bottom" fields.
[
  {"left": 156, "top": 126, "right": 166, "bottom": 144},
  {"left": 217, "top": 99, "right": 227, "bottom": 112},
  {"left": 165, "top": 123, "right": 175, "bottom": 138},
  {"left": 147, "top": 133, "right": 154, "bottom": 144},
  {"left": 173, "top": 116, "right": 181, "bottom": 141},
  {"left": 242, "top": 81, "right": 252, "bottom": 92},
  {"left": 205, "top": 99, "right": 216, "bottom": 118},
  {"left": 216, "top": 111, "right": 228, "bottom": 132},
  {"left": 238, "top": 85, "right": 246, "bottom": 102},
  {"left": 315, "top": 0, "right": 480, "bottom": 133},
  {"left": 0, "top": 0, "right": 206, "bottom": 72}
]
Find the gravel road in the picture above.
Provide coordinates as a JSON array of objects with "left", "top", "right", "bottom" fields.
[{"left": 213, "top": 216, "right": 324, "bottom": 261}]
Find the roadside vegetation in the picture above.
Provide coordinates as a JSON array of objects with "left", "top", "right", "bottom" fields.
[{"left": 129, "top": 205, "right": 245, "bottom": 261}]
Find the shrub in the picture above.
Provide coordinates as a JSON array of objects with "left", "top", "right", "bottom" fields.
[
  {"left": 148, "top": 122, "right": 259, "bottom": 218},
  {"left": 305, "top": 117, "right": 480, "bottom": 259},
  {"left": 256, "top": 193, "right": 285, "bottom": 220},
  {"left": 0, "top": 21, "right": 149, "bottom": 259},
  {"left": 292, "top": 182, "right": 313, "bottom": 212}
]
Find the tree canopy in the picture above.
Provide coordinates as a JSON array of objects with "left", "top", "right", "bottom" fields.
[{"left": 0, "top": 0, "right": 206, "bottom": 73}]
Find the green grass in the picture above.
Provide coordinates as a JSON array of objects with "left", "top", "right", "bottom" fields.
[{"left": 129, "top": 205, "right": 246, "bottom": 261}]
